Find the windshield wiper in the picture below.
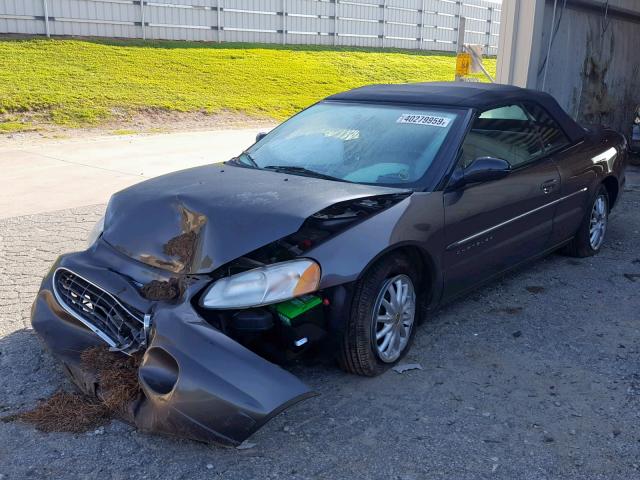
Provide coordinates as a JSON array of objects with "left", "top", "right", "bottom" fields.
[
  {"left": 376, "top": 172, "right": 410, "bottom": 183},
  {"left": 263, "top": 165, "right": 348, "bottom": 182}
]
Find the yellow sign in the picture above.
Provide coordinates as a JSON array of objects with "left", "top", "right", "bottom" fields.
[{"left": 456, "top": 52, "right": 471, "bottom": 77}]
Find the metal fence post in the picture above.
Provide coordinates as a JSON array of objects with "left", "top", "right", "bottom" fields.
[
  {"left": 282, "top": 0, "right": 286, "bottom": 45},
  {"left": 456, "top": 0, "right": 464, "bottom": 51},
  {"left": 333, "top": 0, "right": 338, "bottom": 46},
  {"left": 42, "top": 0, "right": 50, "bottom": 37},
  {"left": 456, "top": 16, "right": 465, "bottom": 54},
  {"left": 140, "top": 0, "right": 146, "bottom": 40},
  {"left": 217, "top": 0, "right": 223, "bottom": 43},
  {"left": 381, "top": 0, "right": 386, "bottom": 48},
  {"left": 419, "top": 0, "right": 426, "bottom": 50},
  {"left": 486, "top": 6, "right": 493, "bottom": 53},
  {"left": 455, "top": 16, "right": 466, "bottom": 81}
]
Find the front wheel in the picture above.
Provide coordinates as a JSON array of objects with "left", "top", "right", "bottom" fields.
[
  {"left": 338, "top": 254, "right": 421, "bottom": 376},
  {"left": 563, "top": 185, "right": 609, "bottom": 257}
]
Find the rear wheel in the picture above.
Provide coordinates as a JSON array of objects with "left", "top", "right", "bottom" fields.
[
  {"left": 563, "top": 185, "right": 609, "bottom": 257},
  {"left": 338, "top": 253, "right": 421, "bottom": 376}
]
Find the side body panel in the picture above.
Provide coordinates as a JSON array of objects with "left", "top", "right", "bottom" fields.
[
  {"left": 441, "top": 158, "right": 560, "bottom": 300},
  {"left": 307, "top": 192, "right": 446, "bottom": 305},
  {"left": 549, "top": 141, "right": 598, "bottom": 244},
  {"left": 551, "top": 130, "right": 628, "bottom": 245}
]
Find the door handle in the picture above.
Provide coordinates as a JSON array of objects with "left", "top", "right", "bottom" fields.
[{"left": 540, "top": 179, "right": 558, "bottom": 194}]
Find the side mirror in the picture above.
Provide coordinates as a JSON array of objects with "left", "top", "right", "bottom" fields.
[
  {"left": 255, "top": 132, "right": 268, "bottom": 143},
  {"left": 449, "top": 157, "right": 511, "bottom": 189}
]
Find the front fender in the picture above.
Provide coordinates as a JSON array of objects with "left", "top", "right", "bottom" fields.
[
  {"left": 31, "top": 253, "right": 314, "bottom": 446},
  {"left": 134, "top": 303, "right": 314, "bottom": 445},
  {"left": 306, "top": 192, "right": 445, "bottom": 291}
]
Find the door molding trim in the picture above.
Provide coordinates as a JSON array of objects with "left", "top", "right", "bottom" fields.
[{"left": 446, "top": 187, "right": 588, "bottom": 250}]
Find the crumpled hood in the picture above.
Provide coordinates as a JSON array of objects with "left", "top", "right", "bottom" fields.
[{"left": 102, "top": 164, "right": 405, "bottom": 274}]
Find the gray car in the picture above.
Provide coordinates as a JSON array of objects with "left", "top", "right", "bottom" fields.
[{"left": 31, "top": 82, "right": 628, "bottom": 446}]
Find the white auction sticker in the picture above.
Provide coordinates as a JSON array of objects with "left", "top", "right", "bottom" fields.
[{"left": 396, "top": 114, "right": 451, "bottom": 128}]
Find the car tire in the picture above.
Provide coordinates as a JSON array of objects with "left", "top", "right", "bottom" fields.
[
  {"left": 338, "top": 253, "right": 421, "bottom": 377},
  {"left": 563, "top": 185, "right": 609, "bottom": 258}
]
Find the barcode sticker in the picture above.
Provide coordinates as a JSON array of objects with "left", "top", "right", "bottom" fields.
[{"left": 397, "top": 114, "right": 451, "bottom": 128}]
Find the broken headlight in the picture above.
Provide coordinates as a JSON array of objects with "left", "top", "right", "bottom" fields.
[
  {"left": 200, "top": 259, "right": 321, "bottom": 309},
  {"left": 86, "top": 215, "right": 105, "bottom": 248}
]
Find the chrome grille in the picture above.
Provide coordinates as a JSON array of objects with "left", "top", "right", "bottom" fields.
[{"left": 53, "top": 268, "right": 146, "bottom": 354}]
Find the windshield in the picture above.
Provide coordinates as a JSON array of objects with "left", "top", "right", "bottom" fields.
[{"left": 240, "top": 101, "right": 461, "bottom": 186}]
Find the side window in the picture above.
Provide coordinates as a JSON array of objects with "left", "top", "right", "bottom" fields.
[
  {"left": 478, "top": 105, "right": 529, "bottom": 120},
  {"left": 523, "top": 102, "right": 570, "bottom": 152},
  {"left": 461, "top": 104, "right": 544, "bottom": 169}
]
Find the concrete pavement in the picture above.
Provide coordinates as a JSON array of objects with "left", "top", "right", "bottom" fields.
[
  {"left": 1, "top": 185, "right": 640, "bottom": 479},
  {"left": 1, "top": 128, "right": 268, "bottom": 219}
]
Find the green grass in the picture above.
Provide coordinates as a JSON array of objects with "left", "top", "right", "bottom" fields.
[
  {"left": 0, "top": 121, "right": 35, "bottom": 133},
  {"left": 0, "top": 114, "right": 39, "bottom": 132},
  {"left": 0, "top": 38, "right": 496, "bottom": 129}
]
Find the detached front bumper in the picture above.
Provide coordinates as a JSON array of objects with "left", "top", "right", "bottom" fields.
[{"left": 30, "top": 242, "right": 314, "bottom": 446}]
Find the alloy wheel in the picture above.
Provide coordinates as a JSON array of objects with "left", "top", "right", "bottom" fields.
[
  {"left": 371, "top": 274, "right": 416, "bottom": 363},
  {"left": 589, "top": 195, "right": 608, "bottom": 250}
]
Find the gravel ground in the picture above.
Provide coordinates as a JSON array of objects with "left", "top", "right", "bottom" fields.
[{"left": 1, "top": 172, "right": 639, "bottom": 480}]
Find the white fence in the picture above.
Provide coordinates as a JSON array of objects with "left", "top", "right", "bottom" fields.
[{"left": 0, "top": 0, "right": 500, "bottom": 53}]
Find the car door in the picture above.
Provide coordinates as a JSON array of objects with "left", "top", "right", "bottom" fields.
[
  {"left": 522, "top": 101, "right": 591, "bottom": 246},
  {"left": 442, "top": 104, "right": 561, "bottom": 300}
]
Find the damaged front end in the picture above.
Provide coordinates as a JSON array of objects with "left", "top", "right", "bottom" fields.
[
  {"left": 31, "top": 244, "right": 315, "bottom": 446},
  {"left": 192, "top": 193, "right": 411, "bottom": 360},
  {"left": 30, "top": 163, "right": 411, "bottom": 444},
  {"left": 52, "top": 267, "right": 151, "bottom": 355}
]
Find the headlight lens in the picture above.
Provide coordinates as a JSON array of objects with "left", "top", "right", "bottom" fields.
[
  {"left": 86, "top": 215, "right": 105, "bottom": 247},
  {"left": 201, "top": 259, "right": 321, "bottom": 309}
]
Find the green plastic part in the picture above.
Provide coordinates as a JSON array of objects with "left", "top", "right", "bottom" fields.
[{"left": 275, "top": 295, "right": 322, "bottom": 326}]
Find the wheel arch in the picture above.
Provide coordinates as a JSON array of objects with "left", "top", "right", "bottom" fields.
[{"left": 355, "top": 242, "right": 441, "bottom": 308}]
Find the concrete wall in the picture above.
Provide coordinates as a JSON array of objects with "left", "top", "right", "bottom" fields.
[
  {"left": 536, "top": 1, "right": 640, "bottom": 135},
  {"left": 498, "top": 0, "right": 640, "bottom": 136},
  {"left": 495, "top": 0, "right": 545, "bottom": 87}
]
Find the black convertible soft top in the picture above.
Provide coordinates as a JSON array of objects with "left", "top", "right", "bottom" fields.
[{"left": 327, "top": 82, "right": 585, "bottom": 143}]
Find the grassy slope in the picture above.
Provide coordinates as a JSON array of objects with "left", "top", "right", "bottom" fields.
[{"left": 0, "top": 38, "right": 496, "bottom": 129}]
